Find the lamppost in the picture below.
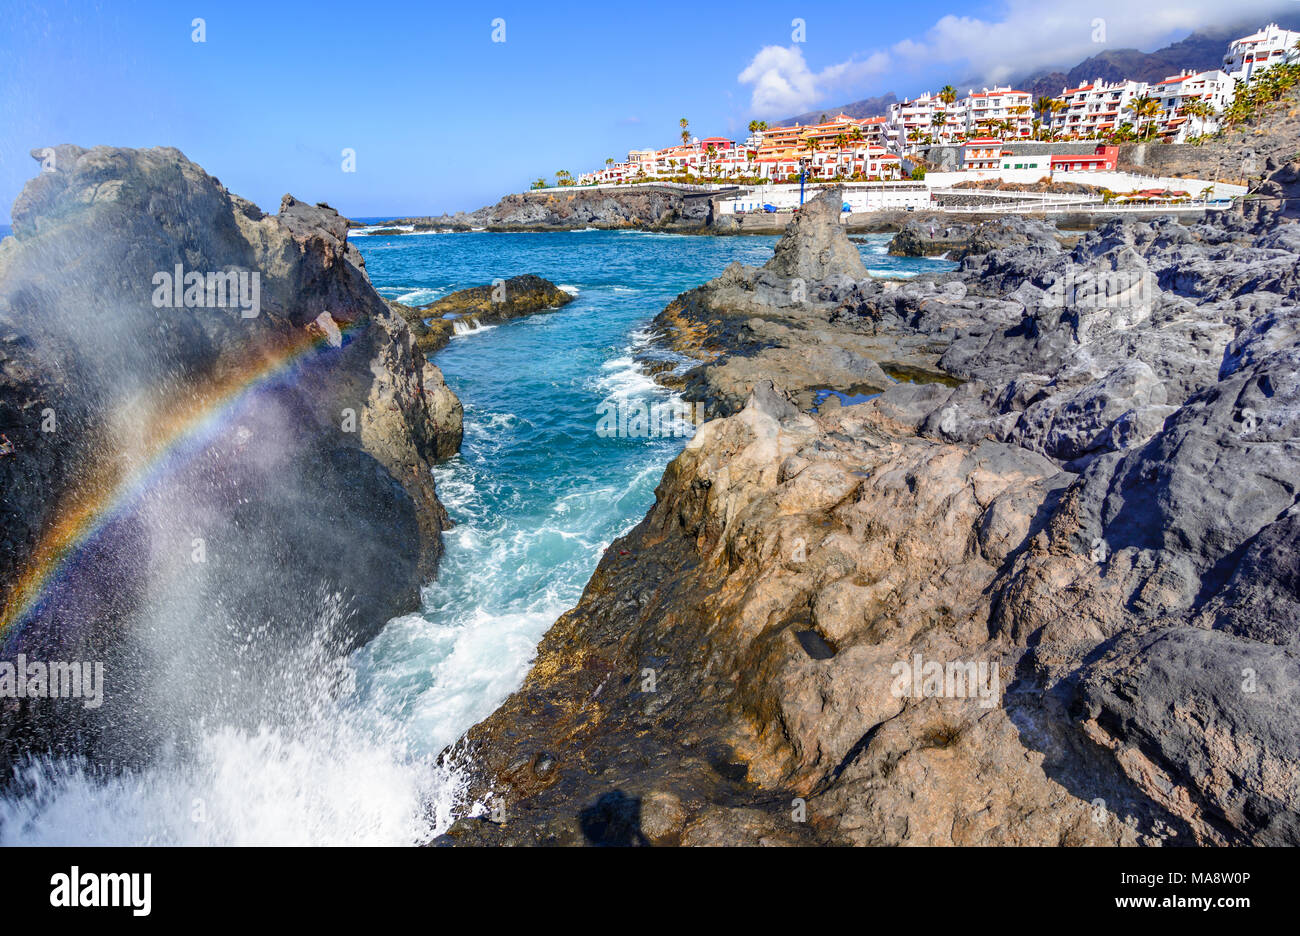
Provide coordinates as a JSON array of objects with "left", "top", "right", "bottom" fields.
[{"left": 799, "top": 157, "right": 811, "bottom": 206}]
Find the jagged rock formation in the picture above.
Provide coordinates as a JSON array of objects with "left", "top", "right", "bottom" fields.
[
  {"left": 889, "top": 216, "right": 1072, "bottom": 260},
  {"left": 0, "top": 145, "right": 460, "bottom": 770},
  {"left": 764, "top": 187, "right": 867, "bottom": 281},
  {"left": 444, "top": 180, "right": 1300, "bottom": 845},
  {"left": 388, "top": 274, "right": 574, "bottom": 357},
  {"left": 634, "top": 189, "right": 954, "bottom": 417}
]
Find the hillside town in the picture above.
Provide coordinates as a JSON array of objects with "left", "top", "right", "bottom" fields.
[{"left": 571, "top": 22, "right": 1300, "bottom": 187}]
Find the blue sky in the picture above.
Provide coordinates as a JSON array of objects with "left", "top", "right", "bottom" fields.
[{"left": 1, "top": 0, "right": 1294, "bottom": 221}]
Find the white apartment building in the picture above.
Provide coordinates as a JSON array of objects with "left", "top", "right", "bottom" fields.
[
  {"left": 1149, "top": 70, "right": 1238, "bottom": 140},
  {"left": 888, "top": 91, "right": 965, "bottom": 148},
  {"left": 1054, "top": 79, "right": 1149, "bottom": 137},
  {"left": 1223, "top": 22, "right": 1300, "bottom": 82},
  {"left": 961, "top": 137, "right": 1005, "bottom": 170},
  {"left": 889, "top": 86, "right": 1033, "bottom": 150},
  {"left": 807, "top": 145, "right": 902, "bottom": 180},
  {"left": 963, "top": 86, "right": 1034, "bottom": 137}
]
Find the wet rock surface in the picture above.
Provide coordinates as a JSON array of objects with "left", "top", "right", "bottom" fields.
[
  {"left": 448, "top": 174, "right": 1300, "bottom": 845},
  {"left": 388, "top": 273, "right": 574, "bottom": 357},
  {"left": 0, "top": 146, "right": 460, "bottom": 771}
]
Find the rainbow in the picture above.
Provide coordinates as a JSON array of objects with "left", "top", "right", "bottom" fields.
[{"left": 0, "top": 320, "right": 359, "bottom": 645}]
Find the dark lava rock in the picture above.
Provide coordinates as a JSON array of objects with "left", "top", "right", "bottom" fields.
[{"left": 447, "top": 112, "right": 1300, "bottom": 844}]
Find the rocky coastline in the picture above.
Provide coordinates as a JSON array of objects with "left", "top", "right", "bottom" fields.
[
  {"left": 3, "top": 139, "right": 1298, "bottom": 847},
  {"left": 369, "top": 187, "right": 714, "bottom": 234},
  {"left": 443, "top": 162, "right": 1300, "bottom": 845}
]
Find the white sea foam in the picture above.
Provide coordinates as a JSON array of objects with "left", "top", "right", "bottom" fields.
[
  {"left": 395, "top": 288, "right": 444, "bottom": 305},
  {"left": 592, "top": 354, "right": 662, "bottom": 402},
  {"left": 452, "top": 318, "right": 497, "bottom": 337},
  {"left": 0, "top": 599, "right": 466, "bottom": 846},
  {"left": 349, "top": 224, "right": 416, "bottom": 237}
]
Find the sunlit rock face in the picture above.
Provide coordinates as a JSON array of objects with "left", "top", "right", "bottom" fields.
[
  {"left": 0, "top": 146, "right": 459, "bottom": 770},
  {"left": 443, "top": 184, "right": 1300, "bottom": 846}
]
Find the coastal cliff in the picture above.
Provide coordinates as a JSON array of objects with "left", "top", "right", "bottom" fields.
[
  {"left": 0, "top": 146, "right": 461, "bottom": 770},
  {"left": 443, "top": 175, "right": 1300, "bottom": 845}
]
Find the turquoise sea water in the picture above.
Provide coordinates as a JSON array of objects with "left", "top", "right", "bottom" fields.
[
  {"left": 0, "top": 228, "right": 951, "bottom": 844},
  {"left": 348, "top": 229, "right": 954, "bottom": 754}
]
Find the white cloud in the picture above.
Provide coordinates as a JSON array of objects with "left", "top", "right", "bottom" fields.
[
  {"left": 737, "top": 46, "right": 820, "bottom": 116},
  {"left": 889, "top": 0, "right": 1294, "bottom": 88},
  {"left": 738, "top": 45, "right": 891, "bottom": 116},
  {"left": 738, "top": 0, "right": 1295, "bottom": 113}
]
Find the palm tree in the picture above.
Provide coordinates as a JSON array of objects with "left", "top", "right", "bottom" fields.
[
  {"left": 828, "top": 132, "right": 848, "bottom": 176},
  {"left": 1043, "top": 98, "right": 1066, "bottom": 137},
  {"left": 1011, "top": 105, "right": 1030, "bottom": 136},
  {"left": 801, "top": 136, "right": 820, "bottom": 178},
  {"left": 679, "top": 117, "right": 690, "bottom": 146},
  {"left": 1126, "top": 95, "right": 1160, "bottom": 140},
  {"left": 939, "top": 85, "right": 957, "bottom": 106},
  {"left": 531, "top": 177, "right": 548, "bottom": 190},
  {"left": 1181, "top": 98, "right": 1213, "bottom": 134}
]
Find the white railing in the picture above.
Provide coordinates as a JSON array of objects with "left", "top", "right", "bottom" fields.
[
  {"left": 929, "top": 188, "right": 1097, "bottom": 204},
  {"left": 528, "top": 181, "right": 736, "bottom": 194},
  {"left": 938, "top": 198, "right": 1233, "bottom": 214}
]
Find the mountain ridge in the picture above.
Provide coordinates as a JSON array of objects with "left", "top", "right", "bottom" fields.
[{"left": 779, "top": 15, "right": 1300, "bottom": 125}]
